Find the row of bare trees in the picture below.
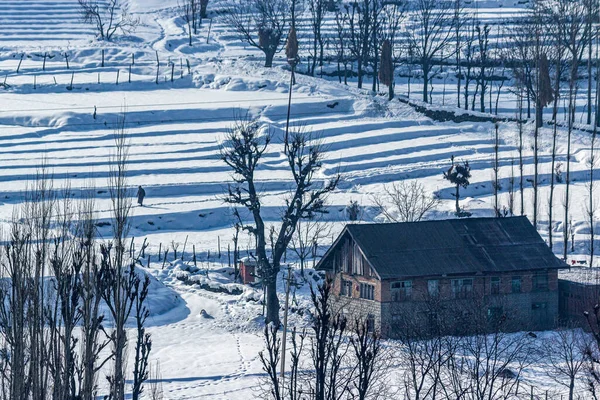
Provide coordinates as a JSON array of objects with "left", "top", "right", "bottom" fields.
[
  {"left": 257, "top": 279, "right": 600, "bottom": 399},
  {"left": 0, "top": 115, "right": 154, "bottom": 400},
  {"left": 258, "top": 279, "right": 388, "bottom": 400}
]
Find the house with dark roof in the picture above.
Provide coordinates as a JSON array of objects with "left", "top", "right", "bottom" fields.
[{"left": 316, "top": 216, "right": 568, "bottom": 337}]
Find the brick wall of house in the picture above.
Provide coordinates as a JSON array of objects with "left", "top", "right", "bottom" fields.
[{"left": 329, "top": 269, "right": 559, "bottom": 337}]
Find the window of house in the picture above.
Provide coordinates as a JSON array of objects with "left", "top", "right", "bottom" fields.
[
  {"left": 360, "top": 283, "right": 375, "bottom": 300},
  {"left": 532, "top": 302, "right": 548, "bottom": 310},
  {"left": 487, "top": 306, "right": 504, "bottom": 324},
  {"left": 340, "top": 280, "right": 353, "bottom": 297},
  {"left": 511, "top": 276, "right": 522, "bottom": 293},
  {"left": 391, "top": 281, "right": 412, "bottom": 301},
  {"left": 452, "top": 278, "right": 473, "bottom": 298},
  {"left": 428, "top": 280, "right": 439, "bottom": 297},
  {"left": 366, "top": 315, "right": 375, "bottom": 332},
  {"left": 490, "top": 277, "right": 500, "bottom": 295},
  {"left": 352, "top": 244, "right": 364, "bottom": 276},
  {"left": 533, "top": 272, "right": 548, "bottom": 292}
]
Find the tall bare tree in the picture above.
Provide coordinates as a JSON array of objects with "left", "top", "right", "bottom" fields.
[
  {"left": 224, "top": 0, "right": 292, "bottom": 67},
  {"left": 407, "top": 0, "right": 456, "bottom": 103},
  {"left": 78, "top": 0, "right": 139, "bottom": 41},
  {"left": 221, "top": 116, "right": 339, "bottom": 326}
]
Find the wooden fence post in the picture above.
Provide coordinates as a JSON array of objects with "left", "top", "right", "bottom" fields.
[
  {"left": 207, "top": 18, "right": 213, "bottom": 44},
  {"left": 155, "top": 51, "right": 160, "bottom": 84},
  {"left": 16, "top": 53, "right": 24, "bottom": 73},
  {"left": 101, "top": 49, "right": 104, "bottom": 67}
]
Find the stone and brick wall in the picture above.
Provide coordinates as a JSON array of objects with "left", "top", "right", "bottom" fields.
[{"left": 329, "top": 269, "right": 560, "bottom": 337}]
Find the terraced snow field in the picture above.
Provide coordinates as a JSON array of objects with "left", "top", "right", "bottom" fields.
[{"left": 0, "top": 0, "right": 597, "bottom": 398}]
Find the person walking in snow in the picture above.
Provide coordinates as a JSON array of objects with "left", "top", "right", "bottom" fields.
[{"left": 137, "top": 185, "right": 146, "bottom": 206}]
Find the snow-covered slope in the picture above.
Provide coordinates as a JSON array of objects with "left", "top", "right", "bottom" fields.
[{"left": 0, "top": 0, "right": 595, "bottom": 398}]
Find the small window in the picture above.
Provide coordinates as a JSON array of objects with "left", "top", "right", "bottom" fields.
[
  {"left": 366, "top": 315, "right": 375, "bottom": 332},
  {"left": 511, "top": 276, "right": 522, "bottom": 293},
  {"left": 452, "top": 278, "right": 473, "bottom": 299},
  {"left": 391, "top": 281, "right": 412, "bottom": 301},
  {"left": 360, "top": 283, "right": 375, "bottom": 300},
  {"left": 533, "top": 272, "right": 548, "bottom": 292},
  {"left": 340, "top": 280, "right": 353, "bottom": 297},
  {"left": 487, "top": 306, "right": 504, "bottom": 323},
  {"left": 532, "top": 302, "right": 548, "bottom": 310},
  {"left": 490, "top": 277, "right": 500, "bottom": 295},
  {"left": 427, "top": 280, "right": 439, "bottom": 297}
]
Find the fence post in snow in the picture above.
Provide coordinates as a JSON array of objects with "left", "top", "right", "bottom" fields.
[
  {"left": 33, "top": 75, "right": 36, "bottom": 90},
  {"left": 155, "top": 51, "right": 160, "bottom": 84},
  {"left": 43, "top": 52, "right": 47, "bottom": 71},
  {"left": 218, "top": 236, "right": 221, "bottom": 258},
  {"left": 181, "top": 235, "right": 188, "bottom": 261},
  {"left": 158, "top": 243, "right": 162, "bottom": 261},
  {"left": 16, "top": 53, "right": 24, "bottom": 73},
  {"left": 97, "top": 72, "right": 100, "bottom": 84},
  {"left": 207, "top": 18, "right": 212, "bottom": 44},
  {"left": 64, "top": 53, "right": 69, "bottom": 69},
  {"left": 162, "top": 249, "right": 169, "bottom": 269},
  {"left": 193, "top": 245, "right": 197, "bottom": 267},
  {"left": 186, "top": 59, "right": 191, "bottom": 75},
  {"left": 67, "top": 72, "right": 74, "bottom": 90},
  {"left": 132, "top": 53, "right": 135, "bottom": 65},
  {"left": 129, "top": 65, "right": 131, "bottom": 83},
  {"left": 116, "top": 70, "right": 119, "bottom": 85},
  {"left": 171, "top": 62, "right": 174, "bottom": 82}
]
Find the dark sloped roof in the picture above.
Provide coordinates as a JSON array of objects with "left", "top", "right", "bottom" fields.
[{"left": 326, "top": 217, "right": 566, "bottom": 279}]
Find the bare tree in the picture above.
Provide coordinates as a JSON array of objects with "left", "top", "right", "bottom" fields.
[
  {"left": 76, "top": 190, "right": 110, "bottom": 400},
  {"left": 98, "top": 112, "right": 139, "bottom": 400},
  {"left": 288, "top": 217, "right": 330, "bottom": 275},
  {"left": 349, "top": 317, "right": 387, "bottom": 400},
  {"left": 453, "top": 0, "right": 469, "bottom": 108},
  {"left": 180, "top": 0, "right": 197, "bottom": 46},
  {"left": 588, "top": 118, "right": 599, "bottom": 267},
  {"left": 344, "top": 0, "right": 380, "bottom": 89},
  {"left": 308, "top": 0, "right": 327, "bottom": 76},
  {"left": 543, "top": 0, "right": 592, "bottom": 261},
  {"left": 333, "top": 7, "right": 350, "bottom": 85},
  {"left": 258, "top": 324, "right": 282, "bottom": 400},
  {"left": 224, "top": 0, "right": 292, "bottom": 67},
  {"left": 406, "top": 0, "right": 456, "bottom": 103},
  {"left": 78, "top": 0, "right": 139, "bottom": 41},
  {"left": 379, "top": 39, "right": 394, "bottom": 100},
  {"left": 545, "top": 328, "right": 586, "bottom": 400},
  {"left": 221, "top": 116, "right": 339, "bottom": 326},
  {"left": 373, "top": 181, "right": 439, "bottom": 223}
]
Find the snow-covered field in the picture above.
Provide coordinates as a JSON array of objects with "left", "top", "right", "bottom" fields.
[{"left": 0, "top": 0, "right": 598, "bottom": 398}]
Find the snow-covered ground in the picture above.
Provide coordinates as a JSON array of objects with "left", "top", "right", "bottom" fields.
[{"left": 0, "top": 0, "right": 598, "bottom": 398}]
